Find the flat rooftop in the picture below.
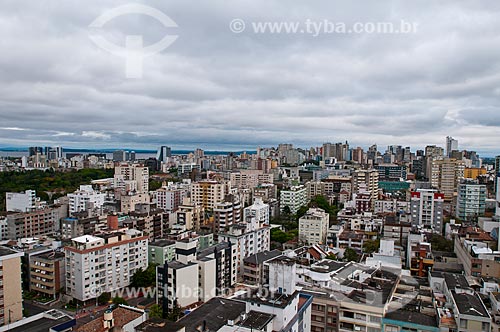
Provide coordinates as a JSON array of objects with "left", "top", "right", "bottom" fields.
[
  {"left": 385, "top": 310, "right": 438, "bottom": 328},
  {"left": 178, "top": 297, "right": 246, "bottom": 332},
  {"left": 240, "top": 311, "right": 275, "bottom": 330},
  {"left": 9, "top": 310, "right": 74, "bottom": 332}
]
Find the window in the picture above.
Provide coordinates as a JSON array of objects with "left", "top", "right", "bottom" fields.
[
  {"left": 460, "top": 319, "right": 467, "bottom": 329},
  {"left": 385, "top": 326, "right": 398, "bottom": 332}
]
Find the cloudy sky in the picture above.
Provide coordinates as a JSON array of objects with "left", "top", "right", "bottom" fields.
[{"left": 1, "top": 1, "right": 499, "bottom": 155}]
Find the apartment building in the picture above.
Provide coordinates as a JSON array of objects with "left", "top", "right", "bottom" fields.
[
  {"left": 454, "top": 227, "right": 500, "bottom": 277},
  {"left": 6, "top": 207, "right": 59, "bottom": 240},
  {"left": 352, "top": 169, "right": 379, "bottom": 203},
  {"left": 243, "top": 197, "right": 269, "bottom": 225},
  {"left": 229, "top": 170, "right": 273, "bottom": 189},
  {"left": 252, "top": 183, "right": 277, "bottom": 202},
  {"left": 0, "top": 248, "right": 24, "bottom": 326},
  {"left": 242, "top": 249, "right": 282, "bottom": 286},
  {"left": 156, "top": 239, "right": 237, "bottom": 316},
  {"left": 280, "top": 185, "right": 307, "bottom": 214},
  {"left": 213, "top": 196, "right": 242, "bottom": 233},
  {"left": 124, "top": 204, "right": 168, "bottom": 240},
  {"left": 375, "top": 164, "right": 408, "bottom": 181},
  {"left": 171, "top": 198, "right": 205, "bottom": 231},
  {"left": 120, "top": 192, "right": 150, "bottom": 214},
  {"left": 148, "top": 239, "right": 176, "bottom": 265},
  {"left": 64, "top": 229, "right": 148, "bottom": 302},
  {"left": 456, "top": 180, "right": 486, "bottom": 221},
  {"left": 218, "top": 216, "right": 271, "bottom": 277},
  {"left": 114, "top": 164, "right": 149, "bottom": 194},
  {"left": 152, "top": 184, "right": 188, "bottom": 213},
  {"left": 29, "top": 251, "right": 66, "bottom": 299},
  {"left": 299, "top": 208, "right": 330, "bottom": 245},
  {"left": 68, "top": 185, "right": 105, "bottom": 214},
  {"left": 410, "top": 189, "right": 445, "bottom": 234},
  {"left": 61, "top": 214, "right": 105, "bottom": 240},
  {"left": 5, "top": 190, "right": 37, "bottom": 212},
  {"left": 430, "top": 158, "right": 465, "bottom": 202},
  {"left": 190, "top": 180, "right": 230, "bottom": 210}
]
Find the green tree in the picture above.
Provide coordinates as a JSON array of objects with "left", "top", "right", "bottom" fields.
[
  {"left": 131, "top": 264, "right": 158, "bottom": 288},
  {"left": 167, "top": 299, "right": 184, "bottom": 322},
  {"left": 363, "top": 239, "right": 380, "bottom": 254},
  {"left": 149, "top": 304, "right": 163, "bottom": 319},
  {"left": 296, "top": 205, "right": 309, "bottom": 220},
  {"left": 98, "top": 292, "right": 111, "bottom": 305},
  {"left": 344, "top": 248, "right": 359, "bottom": 262},
  {"left": 429, "top": 234, "right": 454, "bottom": 252},
  {"left": 112, "top": 297, "right": 128, "bottom": 305}
]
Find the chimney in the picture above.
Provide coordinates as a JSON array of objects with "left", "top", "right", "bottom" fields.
[
  {"left": 103, "top": 309, "right": 114, "bottom": 329},
  {"left": 107, "top": 214, "right": 119, "bottom": 230}
]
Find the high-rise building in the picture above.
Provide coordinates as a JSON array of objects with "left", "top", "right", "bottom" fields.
[
  {"left": 214, "top": 195, "right": 242, "bottom": 233},
  {"left": 28, "top": 146, "right": 43, "bottom": 157},
  {"left": 44, "top": 146, "right": 63, "bottom": 160},
  {"left": 243, "top": 197, "right": 269, "bottom": 225},
  {"left": 6, "top": 208, "right": 59, "bottom": 239},
  {"left": 114, "top": 164, "right": 149, "bottom": 194},
  {"left": 353, "top": 169, "right": 379, "bottom": 203},
  {"left": 298, "top": 208, "right": 330, "bottom": 245},
  {"left": 156, "top": 146, "right": 172, "bottom": 163},
  {"left": 456, "top": 180, "right": 486, "bottom": 221},
  {"left": 280, "top": 185, "right": 307, "bottom": 214},
  {"left": 6, "top": 190, "right": 37, "bottom": 212},
  {"left": 0, "top": 247, "right": 24, "bottom": 326},
  {"left": 68, "top": 185, "right": 105, "bottom": 214},
  {"left": 112, "top": 150, "right": 127, "bottom": 162},
  {"left": 410, "top": 189, "right": 445, "bottom": 233},
  {"left": 430, "top": 158, "right": 465, "bottom": 201},
  {"left": 424, "top": 145, "right": 445, "bottom": 179},
  {"left": 190, "top": 180, "right": 230, "bottom": 210},
  {"left": 446, "top": 136, "right": 459, "bottom": 157},
  {"left": 156, "top": 240, "right": 237, "bottom": 317},
  {"left": 29, "top": 251, "right": 66, "bottom": 299},
  {"left": 64, "top": 229, "right": 148, "bottom": 302}
]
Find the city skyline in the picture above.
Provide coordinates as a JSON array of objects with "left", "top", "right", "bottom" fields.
[{"left": 1, "top": 1, "right": 500, "bottom": 155}]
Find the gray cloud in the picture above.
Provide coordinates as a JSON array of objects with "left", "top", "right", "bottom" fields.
[{"left": 0, "top": 0, "right": 500, "bottom": 155}]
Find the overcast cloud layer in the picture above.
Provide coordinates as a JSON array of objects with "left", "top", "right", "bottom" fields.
[{"left": 1, "top": 0, "right": 499, "bottom": 155}]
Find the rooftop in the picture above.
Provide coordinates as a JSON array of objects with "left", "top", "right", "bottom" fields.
[
  {"left": 240, "top": 311, "right": 275, "bottom": 330},
  {"left": 178, "top": 298, "right": 246, "bottom": 332},
  {"left": 149, "top": 239, "right": 176, "bottom": 247},
  {"left": 243, "top": 249, "right": 282, "bottom": 265},
  {"left": 451, "top": 290, "right": 490, "bottom": 318},
  {"left": 385, "top": 310, "right": 438, "bottom": 328},
  {"left": 242, "top": 290, "right": 299, "bottom": 309},
  {"left": 135, "top": 318, "right": 185, "bottom": 332},
  {"left": 0, "top": 246, "right": 23, "bottom": 258},
  {"left": 444, "top": 273, "right": 469, "bottom": 290},
  {"left": 9, "top": 310, "right": 74, "bottom": 332},
  {"left": 74, "top": 306, "right": 144, "bottom": 332}
]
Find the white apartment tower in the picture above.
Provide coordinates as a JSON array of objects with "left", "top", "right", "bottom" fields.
[
  {"left": 68, "top": 185, "right": 106, "bottom": 214},
  {"left": 243, "top": 198, "right": 270, "bottom": 225},
  {"left": 299, "top": 208, "right": 330, "bottom": 245},
  {"left": 280, "top": 185, "right": 307, "bottom": 214},
  {"left": 64, "top": 229, "right": 148, "bottom": 302},
  {"left": 6, "top": 190, "right": 37, "bottom": 212}
]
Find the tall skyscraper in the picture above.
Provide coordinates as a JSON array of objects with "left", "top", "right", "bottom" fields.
[
  {"left": 157, "top": 146, "right": 172, "bottom": 162},
  {"left": 446, "top": 136, "right": 458, "bottom": 157}
]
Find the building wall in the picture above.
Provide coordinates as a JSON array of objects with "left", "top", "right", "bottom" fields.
[{"left": 1, "top": 255, "right": 23, "bottom": 325}]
